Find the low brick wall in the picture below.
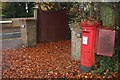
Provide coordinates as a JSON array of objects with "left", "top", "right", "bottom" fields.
[
  {"left": 69, "top": 22, "right": 82, "bottom": 60},
  {"left": 1, "top": 17, "right": 37, "bottom": 48},
  {"left": 2, "top": 17, "right": 34, "bottom": 28}
]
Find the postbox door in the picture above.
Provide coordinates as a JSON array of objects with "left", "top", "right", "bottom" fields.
[{"left": 81, "top": 28, "right": 95, "bottom": 67}]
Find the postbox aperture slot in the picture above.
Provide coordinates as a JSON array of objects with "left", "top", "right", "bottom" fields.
[{"left": 83, "top": 31, "right": 89, "bottom": 33}]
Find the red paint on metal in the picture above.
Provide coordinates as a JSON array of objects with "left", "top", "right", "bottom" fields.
[
  {"left": 80, "top": 20, "right": 100, "bottom": 67},
  {"left": 96, "top": 28, "right": 115, "bottom": 57},
  {"left": 80, "top": 26, "right": 97, "bottom": 67}
]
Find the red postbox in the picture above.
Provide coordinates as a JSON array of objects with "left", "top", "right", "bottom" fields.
[{"left": 80, "top": 20, "right": 100, "bottom": 72}]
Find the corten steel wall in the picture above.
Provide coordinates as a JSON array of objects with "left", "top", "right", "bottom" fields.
[{"left": 37, "top": 9, "right": 70, "bottom": 43}]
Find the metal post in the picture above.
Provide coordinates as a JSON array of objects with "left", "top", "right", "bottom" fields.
[{"left": 34, "top": 2, "right": 39, "bottom": 19}]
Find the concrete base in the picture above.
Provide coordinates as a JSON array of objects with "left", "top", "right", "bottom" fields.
[{"left": 80, "top": 65, "right": 94, "bottom": 72}]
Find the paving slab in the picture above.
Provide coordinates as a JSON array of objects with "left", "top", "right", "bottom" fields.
[{"left": 0, "top": 38, "right": 21, "bottom": 50}]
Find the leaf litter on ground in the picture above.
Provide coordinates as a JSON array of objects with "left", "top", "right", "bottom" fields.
[{"left": 1, "top": 40, "right": 119, "bottom": 79}]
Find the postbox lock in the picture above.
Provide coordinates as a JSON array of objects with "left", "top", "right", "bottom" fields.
[{"left": 83, "top": 29, "right": 89, "bottom": 33}]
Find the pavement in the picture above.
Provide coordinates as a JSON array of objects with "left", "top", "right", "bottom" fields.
[
  {"left": 1, "top": 38, "right": 21, "bottom": 50},
  {"left": 0, "top": 32, "right": 21, "bottom": 50}
]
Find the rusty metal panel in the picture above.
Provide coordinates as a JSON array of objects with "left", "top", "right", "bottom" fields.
[
  {"left": 96, "top": 28, "right": 115, "bottom": 57},
  {"left": 37, "top": 9, "right": 69, "bottom": 43}
]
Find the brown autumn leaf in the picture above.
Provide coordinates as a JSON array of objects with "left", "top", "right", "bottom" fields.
[{"left": 2, "top": 40, "right": 118, "bottom": 79}]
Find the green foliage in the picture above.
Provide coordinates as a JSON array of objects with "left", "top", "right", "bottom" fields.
[
  {"left": 116, "top": 46, "right": 120, "bottom": 74},
  {"left": 2, "top": 2, "right": 34, "bottom": 18},
  {"left": 1, "top": 2, "right": 117, "bottom": 28},
  {"left": 100, "top": 3, "right": 114, "bottom": 27},
  {"left": 39, "top": 2, "right": 97, "bottom": 23},
  {"left": 93, "top": 46, "right": 119, "bottom": 77},
  {"left": 39, "top": 2, "right": 77, "bottom": 23}
]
